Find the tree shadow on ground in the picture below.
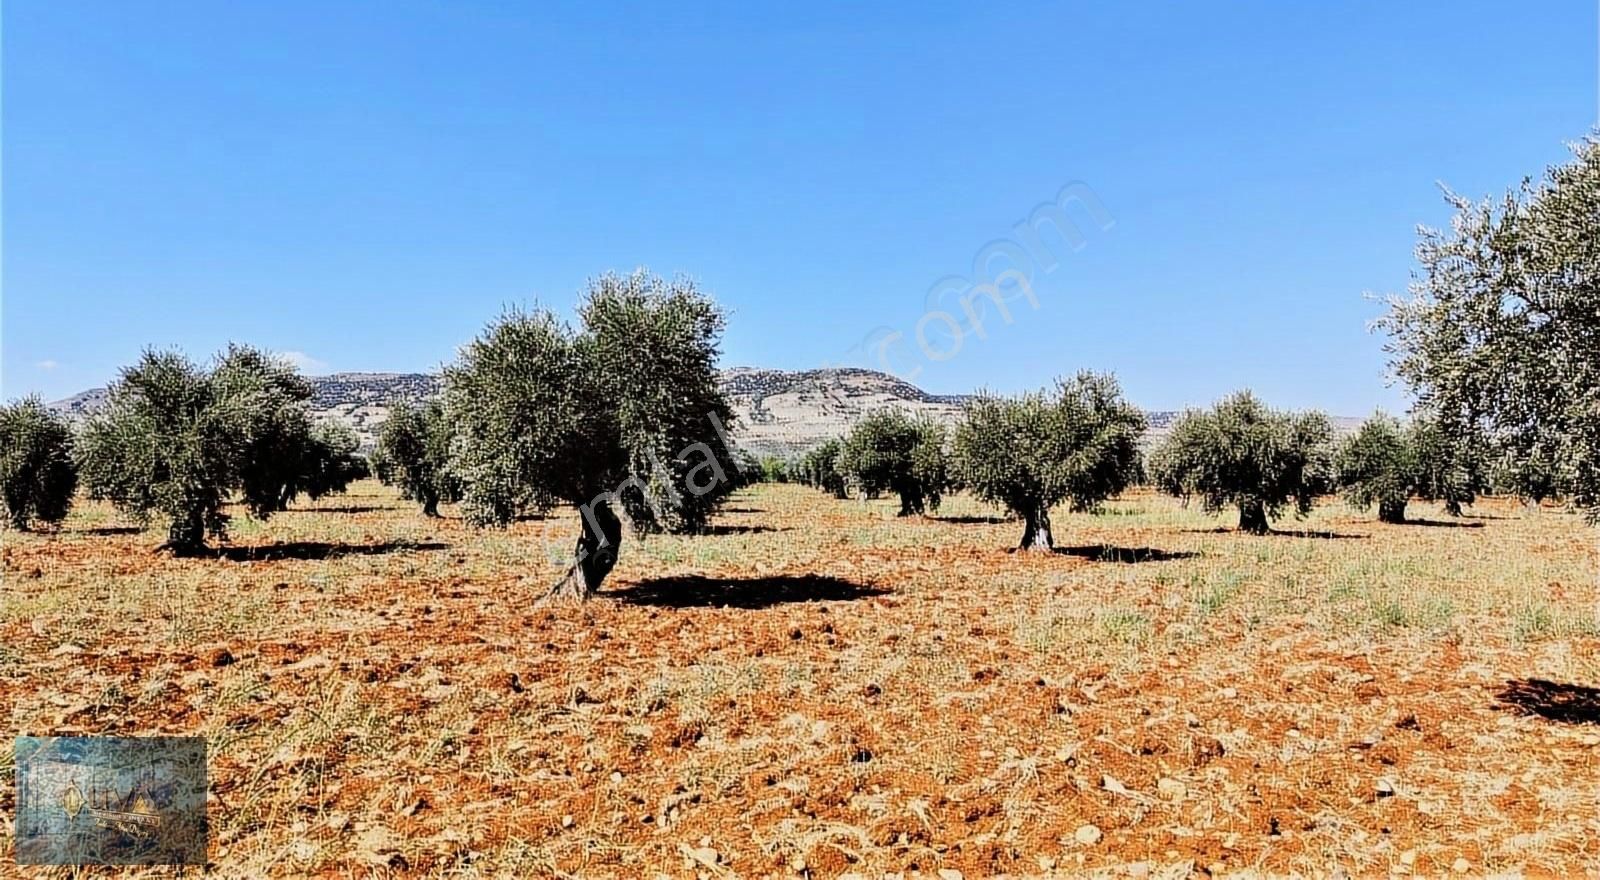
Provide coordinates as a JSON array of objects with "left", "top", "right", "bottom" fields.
[
  {"left": 212, "top": 541, "right": 450, "bottom": 562},
  {"left": 1398, "top": 519, "right": 1485, "bottom": 529},
  {"left": 78, "top": 526, "right": 144, "bottom": 536},
  {"left": 1496, "top": 679, "right": 1600, "bottom": 724},
  {"left": 720, "top": 507, "right": 765, "bottom": 514},
  {"left": 289, "top": 505, "right": 393, "bottom": 514},
  {"left": 608, "top": 575, "right": 888, "bottom": 609},
  {"left": 1053, "top": 545, "right": 1200, "bottom": 563},
  {"left": 1182, "top": 527, "right": 1365, "bottom": 539},
  {"left": 937, "top": 515, "right": 1010, "bottom": 525},
  {"left": 700, "top": 524, "right": 785, "bottom": 535}
]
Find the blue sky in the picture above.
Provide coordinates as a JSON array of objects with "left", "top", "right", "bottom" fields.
[{"left": 4, "top": 1, "right": 1595, "bottom": 414}]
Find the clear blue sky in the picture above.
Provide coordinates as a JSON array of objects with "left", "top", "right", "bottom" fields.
[{"left": 4, "top": 1, "right": 1595, "bottom": 414}]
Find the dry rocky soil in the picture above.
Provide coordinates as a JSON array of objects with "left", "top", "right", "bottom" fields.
[{"left": 4, "top": 482, "right": 1599, "bottom": 878}]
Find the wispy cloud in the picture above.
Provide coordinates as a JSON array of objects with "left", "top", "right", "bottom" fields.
[
  {"left": 35, "top": 360, "right": 59, "bottom": 370},
  {"left": 275, "top": 350, "right": 328, "bottom": 374}
]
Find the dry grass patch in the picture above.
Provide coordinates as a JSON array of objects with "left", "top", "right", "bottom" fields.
[{"left": 3, "top": 482, "right": 1597, "bottom": 877}]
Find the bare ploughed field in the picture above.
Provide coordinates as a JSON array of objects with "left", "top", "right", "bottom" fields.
[{"left": 4, "top": 482, "right": 1598, "bottom": 878}]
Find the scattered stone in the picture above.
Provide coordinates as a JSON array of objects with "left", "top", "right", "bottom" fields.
[
  {"left": 354, "top": 825, "right": 405, "bottom": 868},
  {"left": 1219, "top": 686, "right": 1238, "bottom": 699},
  {"left": 1074, "top": 824, "right": 1103, "bottom": 845},
  {"left": 1452, "top": 857, "right": 1471, "bottom": 873},
  {"left": 1400, "top": 849, "right": 1417, "bottom": 866},
  {"left": 1157, "top": 777, "right": 1187, "bottom": 801},
  {"left": 207, "top": 647, "right": 235, "bottom": 667},
  {"left": 610, "top": 771, "right": 624, "bottom": 783},
  {"left": 679, "top": 842, "right": 720, "bottom": 871},
  {"left": 1376, "top": 779, "right": 1396, "bottom": 798},
  {"left": 1101, "top": 774, "right": 1139, "bottom": 799},
  {"left": 561, "top": 814, "right": 574, "bottom": 828},
  {"left": 937, "top": 869, "right": 964, "bottom": 880}
]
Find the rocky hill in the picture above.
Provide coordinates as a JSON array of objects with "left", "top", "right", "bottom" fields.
[{"left": 51, "top": 368, "right": 1359, "bottom": 456}]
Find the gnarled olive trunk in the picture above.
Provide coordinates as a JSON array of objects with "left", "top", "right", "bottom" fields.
[
  {"left": 1238, "top": 499, "right": 1269, "bottom": 535},
  {"left": 1019, "top": 503, "right": 1054, "bottom": 551},
  {"left": 163, "top": 508, "right": 209, "bottom": 557},
  {"left": 895, "top": 481, "right": 925, "bottom": 517},
  {"left": 421, "top": 489, "right": 441, "bottom": 518},
  {"left": 547, "top": 500, "right": 624, "bottom": 601},
  {"left": 1378, "top": 498, "right": 1407, "bottom": 524}
]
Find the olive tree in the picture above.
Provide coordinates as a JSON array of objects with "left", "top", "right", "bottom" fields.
[
  {"left": 952, "top": 372, "right": 1145, "bottom": 550},
  {"left": 1336, "top": 412, "right": 1477, "bottom": 523},
  {"left": 797, "top": 439, "right": 848, "bottom": 498},
  {"left": 375, "top": 399, "right": 460, "bottom": 517},
  {"left": 837, "top": 410, "right": 949, "bottom": 515},
  {"left": 0, "top": 397, "right": 78, "bottom": 530},
  {"left": 214, "top": 346, "right": 330, "bottom": 517},
  {"left": 1149, "top": 391, "right": 1333, "bottom": 534},
  {"left": 76, "top": 345, "right": 353, "bottom": 553},
  {"left": 1380, "top": 139, "right": 1600, "bottom": 520},
  {"left": 78, "top": 350, "right": 242, "bottom": 554},
  {"left": 298, "top": 422, "right": 371, "bottom": 501},
  {"left": 445, "top": 270, "right": 741, "bottom": 599}
]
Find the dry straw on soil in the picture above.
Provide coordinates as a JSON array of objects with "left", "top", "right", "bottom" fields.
[{"left": 3, "top": 482, "right": 1598, "bottom": 878}]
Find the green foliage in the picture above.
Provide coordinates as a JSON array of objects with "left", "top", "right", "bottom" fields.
[
  {"left": 1381, "top": 139, "right": 1600, "bottom": 521},
  {"left": 213, "top": 345, "right": 320, "bottom": 518},
  {"left": 78, "top": 350, "right": 245, "bottom": 553},
  {"left": 759, "top": 455, "right": 790, "bottom": 484},
  {"left": 952, "top": 372, "right": 1145, "bottom": 549},
  {"left": 77, "top": 346, "right": 357, "bottom": 552},
  {"left": 1150, "top": 391, "right": 1333, "bottom": 533},
  {"left": 300, "top": 422, "right": 371, "bottom": 499},
  {"left": 375, "top": 399, "right": 461, "bottom": 517},
  {"left": 1490, "top": 438, "right": 1567, "bottom": 504},
  {"left": 444, "top": 270, "right": 740, "bottom": 596},
  {"left": 796, "top": 439, "right": 848, "bottom": 498},
  {"left": 0, "top": 397, "right": 78, "bottom": 530},
  {"left": 1336, "top": 413, "right": 1477, "bottom": 522},
  {"left": 837, "top": 410, "right": 949, "bottom": 515},
  {"left": 369, "top": 444, "right": 396, "bottom": 486}
]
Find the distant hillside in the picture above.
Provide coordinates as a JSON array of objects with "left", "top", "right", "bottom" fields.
[{"left": 50, "top": 368, "right": 1361, "bottom": 456}]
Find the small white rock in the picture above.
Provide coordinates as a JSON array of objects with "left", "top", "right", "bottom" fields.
[
  {"left": 937, "top": 869, "right": 965, "bottom": 880},
  {"left": 1452, "top": 857, "right": 1470, "bottom": 873},
  {"left": 1074, "top": 824, "right": 1103, "bottom": 845}
]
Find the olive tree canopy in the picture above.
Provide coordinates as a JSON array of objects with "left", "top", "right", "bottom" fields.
[
  {"left": 952, "top": 372, "right": 1145, "bottom": 550},
  {"left": 1336, "top": 412, "right": 1478, "bottom": 523},
  {"left": 1380, "top": 139, "right": 1600, "bottom": 520},
  {"left": 445, "top": 270, "right": 741, "bottom": 599},
  {"left": 0, "top": 397, "right": 78, "bottom": 530},
  {"left": 837, "top": 410, "right": 949, "bottom": 516},
  {"left": 1149, "top": 391, "right": 1333, "bottom": 534},
  {"left": 78, "top": 346, "right": 357, "bottom": 554}
]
